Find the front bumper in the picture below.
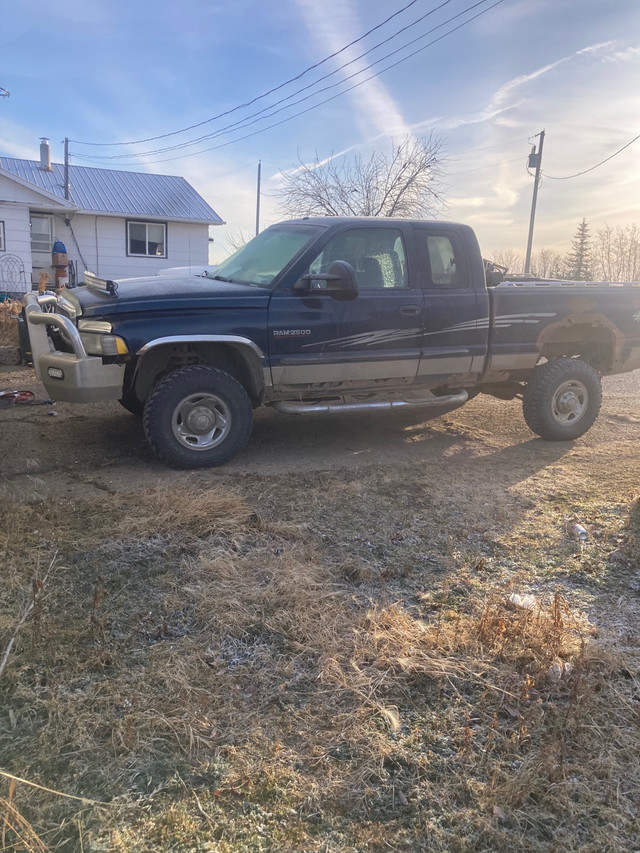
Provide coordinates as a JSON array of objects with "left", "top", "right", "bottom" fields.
[{"left": 23, "top": 293, "right": 125, "bottom": 403}]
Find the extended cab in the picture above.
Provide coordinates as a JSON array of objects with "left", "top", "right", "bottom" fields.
[{"left": 23, "top": 218, "right": 640, "bottom": 467}]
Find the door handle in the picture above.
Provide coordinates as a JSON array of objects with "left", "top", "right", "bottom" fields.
[{"left": 399, "top": 305, "right": 420, "bottom": 315}]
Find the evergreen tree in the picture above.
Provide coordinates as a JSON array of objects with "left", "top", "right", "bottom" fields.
[{"left": 564, "top": 219, "right": 593, "bottom": 280}]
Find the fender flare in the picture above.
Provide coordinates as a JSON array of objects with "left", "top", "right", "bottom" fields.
[
  {"left": 136, "top": 334, "right": 265, "bottom": 360},
  {"left": 133, "top": 335, "right": 270, "bottom": 402}
]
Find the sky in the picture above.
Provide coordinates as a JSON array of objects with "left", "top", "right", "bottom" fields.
[{"left": 1, "top": 0, "right": 639, "bottom": 264}]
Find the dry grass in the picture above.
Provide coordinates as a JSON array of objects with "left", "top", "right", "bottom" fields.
[
  {"left": 1, "top": 471, "right": 639, "bottom": 852},
  {"left": 1, "top": 796, "right": 49, "bottom": 853},
  {"left": 0, "top": 300, "right": 20, "bottom": 347},
  {"left": 116, "top": 487, "right": 252, "bottom": 539}
]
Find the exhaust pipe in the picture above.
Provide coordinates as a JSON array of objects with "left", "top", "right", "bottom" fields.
[{"left": 271, "top": 389, "right": 468, "bottom": 415}]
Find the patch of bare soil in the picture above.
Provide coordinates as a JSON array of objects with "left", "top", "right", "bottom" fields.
[{"left": 0, "top": 365, "right": 639, "bottom": 851}]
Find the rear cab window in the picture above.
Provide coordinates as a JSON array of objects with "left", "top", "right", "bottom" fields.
[{"left": 414, "top": 228, "right": 469, "bottom": 289}]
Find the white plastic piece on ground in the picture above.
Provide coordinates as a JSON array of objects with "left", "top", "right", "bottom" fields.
[
  {"left": 547, "top": 657, "right": 574, "bottom": 681},
  {"left": 508, "top": 592, "right": 537, "bottom": 611}
]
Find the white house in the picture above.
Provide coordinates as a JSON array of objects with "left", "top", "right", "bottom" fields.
[{"left": 0, "top": 139, "right": 223, "bottom": 296}]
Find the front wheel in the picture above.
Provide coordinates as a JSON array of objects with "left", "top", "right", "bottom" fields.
[
  {"left": 522, "top": 358, "right": 602, "bottom": 441},
  {"left": 143, "top": 366, "right": 253, "bottom": 468}
]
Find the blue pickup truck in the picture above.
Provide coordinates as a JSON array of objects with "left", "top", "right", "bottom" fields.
[{"left": 23, "top": 217, "right": 640, "bottom": 468}]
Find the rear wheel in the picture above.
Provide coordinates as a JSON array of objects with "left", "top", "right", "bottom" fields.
[
  {"left": 522, "top": 358, "right": 602, "bottom": 441},
  {"left": 143, "top": 365, "right": 253, "bottom": 468}
]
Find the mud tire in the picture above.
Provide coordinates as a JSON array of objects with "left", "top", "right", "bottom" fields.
[
  {"left": 522, "top": 358, "right": 602, "bottom": 441},
  {"left": 143, "top": 365, "right": 253, "bottom": 468}
]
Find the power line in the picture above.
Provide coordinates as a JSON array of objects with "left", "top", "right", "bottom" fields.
[
  {"left": 449, "top": 154, "right": 523, "bottom": 176},
  {"left": 542, "top": 131, "right": 640, "bottom": 180},
  {"left": 74, "top": 0, "right": 503, "bottom": 168},
  {"left": 72, "top": 0, "right": 506, "bottom": 167},
  {"left": 70, "top": 0, "right": 427, "bottom": 146},
  {"left": 74, "top": 0, "right": 463, "bottom": 161},
  {"left": 449, "top": 136, "right": 529, "bottom": 155}
]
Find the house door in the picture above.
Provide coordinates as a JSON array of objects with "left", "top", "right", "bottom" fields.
[{"left": 30, "top": 213, "right": 54, "bottom": 284}]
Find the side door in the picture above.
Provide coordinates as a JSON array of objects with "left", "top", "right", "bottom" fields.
[
  {"left": 30, "top": 213, "right": 54, "bottom": 285},
  {"left": 412, "top": 225, "right": 484, "bottom": 383},
  {"left": 267, "top": 275, "right": 340, "bottom": 390},
  {"left": 269, "top": 224, "right": 424, "bottom": 392}
]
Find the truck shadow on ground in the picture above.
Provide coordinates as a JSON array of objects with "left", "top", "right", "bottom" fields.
[
  {"left": 226, "top": 403, "right": 574, "bottom": 483},
  {"left": 438, "top": 436, "right": 576, "bottom": 489},
  {"left": 92, "top": 399, "right": 575, "bottom": 482}
]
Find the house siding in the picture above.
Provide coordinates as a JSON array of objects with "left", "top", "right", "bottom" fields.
[
  {"left": 0, "top": 173, "right": 65, "bottom": 206},
  {"left": 0, "top": 201, "right": 33, "bottom": 289},
  {"left": 50, "top": 213, "right": 210, "bottom": 281}
]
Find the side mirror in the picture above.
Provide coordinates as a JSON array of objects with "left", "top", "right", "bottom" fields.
[
  {"left": 486, "top": 269, "right": 504, "bottom": 287},
  {"left": 484, "top": 260, "right": 507, "bottom": 288},
  {"left": 295, "top": 260, "right": 358, "bottom": 300}
]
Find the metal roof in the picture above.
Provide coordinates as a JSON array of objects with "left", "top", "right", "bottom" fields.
[{"left": 0, "top": 157, "right": 223, "bottom": 224}]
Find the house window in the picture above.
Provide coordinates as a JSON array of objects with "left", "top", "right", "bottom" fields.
[
  {"left": 0, "top": 221, "right": 5, "bottom": 252},
  {"left": 30, "top": 214, "right": 53, "bottom": 253},
  {"left": 127, "top": 221, "right": 167, "bottom": 258}
]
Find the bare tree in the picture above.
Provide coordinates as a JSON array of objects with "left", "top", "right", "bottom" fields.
[
  {"left": 594, "top": 223, "right": 640, "bottom": 281},
  {"left": 488, "top": 248, "right": 524, "bottom": 273},
  {"left": 529, "top": 248, "right": 566, "bottom": 279},
  {"left": 277, "top": 135, "right": 446, "bottom": 219},
  {"left": 488, "top": 247, "right": 567, "bottom": 278},
  {"left": 225, "top": 229, "right": 253, "bottom": 254}
]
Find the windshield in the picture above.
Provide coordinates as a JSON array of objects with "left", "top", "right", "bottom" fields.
[{"left": 210, "top": 224, "right": 323, "bottom": 288}]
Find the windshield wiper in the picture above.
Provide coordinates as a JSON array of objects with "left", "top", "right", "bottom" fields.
[{"left": 210, "top": 274, "right": 234, "bottom": 282}]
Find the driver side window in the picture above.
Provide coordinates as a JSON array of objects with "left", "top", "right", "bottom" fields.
[{"left": 307, "top": 227, "right": 408, "bottom": 290}]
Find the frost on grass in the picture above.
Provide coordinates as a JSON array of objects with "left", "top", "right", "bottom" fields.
[{"left": 0, "top": 482, "right": 639, "bottom": 852}]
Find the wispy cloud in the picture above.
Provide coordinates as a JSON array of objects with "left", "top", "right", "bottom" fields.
[
  {"left": 489, "top": 57, "right": 572, "bottom": 108},
  {"left": 272, "top": 129, "right": 401, "bottom": 180},
  {"left": 601, "top": 45, "right": 640, "bottom": 63},
  {"left": 272, "top": 140, "right": 366, "bottom": 179},
  {"left": 291, "top": 0, "right": 412, "bottom": 139},
  {"left": 417, "top": 40, "right": 628, "bottom": 136},
  {"left": 0, "top": 119, "right": 41, "bottom": 160}
]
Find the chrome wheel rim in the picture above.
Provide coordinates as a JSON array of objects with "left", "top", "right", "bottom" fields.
[
  {"left": 551, "top": 380, "right": 589, "bottom": 425},
  {"left": 171, "top": 392, "right": 231, "bottom": 451}
]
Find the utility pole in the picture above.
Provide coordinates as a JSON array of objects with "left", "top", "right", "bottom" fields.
[
  {"left": 255, "top": 160, "right": 261, "bottom": 236},
  {"left": 64, "top": 137, "right": 70, "bottom": 200},
  {"left": 524, "top": 129, "right": 544, "bottom": 274}
]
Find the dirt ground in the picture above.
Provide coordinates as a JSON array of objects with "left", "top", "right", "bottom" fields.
[{"left": 1, "top": 364, "right": 639, "bottom": 498}]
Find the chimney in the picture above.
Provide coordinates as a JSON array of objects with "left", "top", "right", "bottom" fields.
[{"left": 39, "top": 137, "right": 52, "bottom": 171}]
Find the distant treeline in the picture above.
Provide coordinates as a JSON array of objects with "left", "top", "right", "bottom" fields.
[{"left": 491, "top": 220, "right": 640, "bottom": 282}]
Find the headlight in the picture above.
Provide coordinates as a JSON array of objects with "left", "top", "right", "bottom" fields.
[{"left": 78, "top": 320, "right": 129, "bottom": 356}]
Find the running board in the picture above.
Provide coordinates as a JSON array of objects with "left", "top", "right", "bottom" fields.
[{"left": 271, "top": 389, "right": 468, "bottom": 415}]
